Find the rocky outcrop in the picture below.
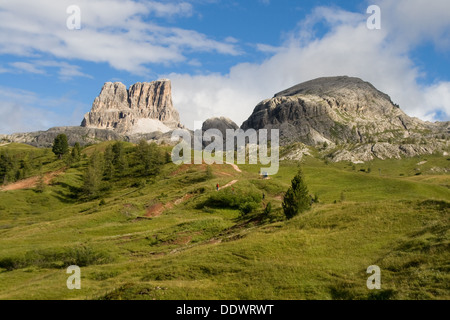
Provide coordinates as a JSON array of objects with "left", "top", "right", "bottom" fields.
[
  {"left": 0, "top": 126, "right": 182, "bottom": 148},
  {"left": 200, "top": 117, "right": 239, "bottom": 148},
  {"left": 0, "top": 127, "right": 124, "bottom": 148},
  {"left": 82, "top": 79, "right": 182, "bottom": 134},
  {"left": 202, "top": 117, "right": 239, "bottom": 137},
  {"left": 241, "top": 76, "right": 449, "bottom": 161}
]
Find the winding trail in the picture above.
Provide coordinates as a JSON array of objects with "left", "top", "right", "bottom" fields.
[
  {"left": 218, "top": 180, "right": 238, "bottom": 191},
  {"left": 0, "top": 168, "right": 66, "bottom": 191},
  {"left": 217, "top": 162, "right": 241, "bottom": 190},
  {"left": 226, "top": 162, "right": 242, "bottom": 173}
]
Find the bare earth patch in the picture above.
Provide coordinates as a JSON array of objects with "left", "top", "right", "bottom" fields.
[
  {"left": 218, "top": 180, "right": 238, "bottom": 190},
  {"left": 145, "top": 203, "right": 165, "bottom": 217},
  {"left": 0, "top": 168, "right": 65, "bottom": 191}
]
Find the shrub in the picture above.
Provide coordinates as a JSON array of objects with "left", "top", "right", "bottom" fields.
[
  {"left": 0, "top": 246, "right": 112, "bottom": 271},
  {"left": 0, "top": 256, "right": 26, "bottom": 271},
  {"left": 62, "top": 245, "right": 112, "bottom": 267},
  {"left": 202, "top": 188, "right": 262, "bottom": 210},
  {"left": 263, "top": 202, "right": 272, "bottom": 216},
  {"left": 313, "top": 194, "right": 319, "bottom": 203},
  {"left": 239, "top": 201, "right": 259, "bottom": 215}
]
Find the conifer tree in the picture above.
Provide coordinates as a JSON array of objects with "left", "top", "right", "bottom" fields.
[
  {"left": 112, "top": 141, "right": 128, "bottom": 173},
  {"left": 81, "top": 152, "right": 104, "bottom": 199},
  {"left": 282, "top": 167, "right": 311, "bottom": 219},
  {"left": 52, "top": 134, "right": 69, "bottom": 159},
  {"left": 103, "top": 145, "right": 115, "bottom": 180},
  {"left": 71, "top": 142, "right": 82, "bottom": 162}
]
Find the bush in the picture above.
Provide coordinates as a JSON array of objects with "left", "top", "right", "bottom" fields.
[
  {"left": 239, "top": 201, "right": 259, "bottom": 215},
  {"left": 263, "top": 202, "right": 272, "bottom": 216},
  {"left": 63, "top": 245, "right": 112, "bottom": 267},
  {"left": 201, "top": 188, "right": 262, "bottom": 210},
  {"left": 313, "top": 194, "right": 319, "bottom": 203},
  {"left": 0, "top": 245, "right": 112, "bottom": 271},
  {"left": 202, "top": 206, "right": 215, "bottom": 214},
  {"left": 0, "top": 256, "right": 26, "bottom": 271}
]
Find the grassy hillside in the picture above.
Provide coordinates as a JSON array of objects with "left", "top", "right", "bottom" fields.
[{"left": 0, "top": 142, "right": 448, "bottom": 300}]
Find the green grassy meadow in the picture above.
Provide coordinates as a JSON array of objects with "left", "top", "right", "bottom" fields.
[{"left": 0, "top": 142, "right": 448, "bottom": 300}]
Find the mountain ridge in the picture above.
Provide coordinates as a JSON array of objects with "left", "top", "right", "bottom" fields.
[
  {"left": 1, "top": 76, "right": 448, "bottom": 162},
  {"left": 81, "top": 79, "right": 182, "bottom": 134},
  {"left": 241, "top": 76, "right": 449, "bottom": 162}
]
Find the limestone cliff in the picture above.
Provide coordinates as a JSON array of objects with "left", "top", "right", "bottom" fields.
[
  {"left": 81, "top": 79, "right": 181, "bottom": 134},
  {"left": 241, "top": 76, "right": 449, "bottom": 161}
]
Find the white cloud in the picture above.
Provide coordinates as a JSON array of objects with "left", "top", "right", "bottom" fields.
[
  {"left": 0, "top": 0, "right": 240, "bottom": 74},
  {"left": 9, "top": 62, "right": 45, "bottom": 74},
  {"left": 376, "top": 0, "right": 450, "bottom": 50},
  {"left": 424, "top": 82, "right": 450, "bottom": 120},
  {"left": 1, "top": 1, "right": 448, "bottom": 135},
  {"left": 168, "top": 2, "right": 450, "bottom": 128},
  {"left": 6, "top": 60, "right": 92, "bottom": 80},
  {"left": 147, "top": 1, "right": 193, "bottom": 18},
  {"left": 0, "top": 86, "right": 87, "bottom": 134}
]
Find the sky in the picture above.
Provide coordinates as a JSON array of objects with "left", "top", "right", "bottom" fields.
[{"left": 0, "top": 0, "right": 449, "bottom": 134}]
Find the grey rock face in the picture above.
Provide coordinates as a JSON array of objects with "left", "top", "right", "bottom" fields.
[
  {"left": 202, "top": 117, "right": 239, "bottom": 135},
  {"left": 1, "top": 127, "right": 124, "bottom": 148},
  {"left": 82, "top": 79, "right": 181, "bottom": 134},
  {"left": 241, "top": 76, "right": 449, "bottom": 161},
  {"left": 201, "top": 117, "right": 239, "bottom": 148},
  {"left": 0, "top": 126, "right": 183, "bottom": 148}
]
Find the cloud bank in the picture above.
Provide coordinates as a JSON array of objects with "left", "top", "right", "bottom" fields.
[
  {"left": 0, "top": 0, "right": 240, "bottom": 74},
  {"left": 0, "top": 0, "right": 449, "bottom": 134},
  {"left": 169, "top": 1, "right": 450, "bottom": 128}
]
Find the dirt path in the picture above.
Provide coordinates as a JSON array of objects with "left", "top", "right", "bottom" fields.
[
  {"left": 226, "top": 162, "right": 242, "bottom": 173},
  {"left": 145, "top": 194, "right": 193, "bottom": 217},
  {"left": 0, "top": 168, "right": 65, "bottom": 191},
  {"left": 218, "top": 180, "right": 238, "bottom": 190}
]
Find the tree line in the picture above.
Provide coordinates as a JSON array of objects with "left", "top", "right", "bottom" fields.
[{"left": 1, "top": 134, "right": 170, "bottom": 201}]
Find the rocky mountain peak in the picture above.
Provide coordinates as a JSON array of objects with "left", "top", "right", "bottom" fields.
[
  {"left": 91, "top": 82, "right": 128, "bottom": 112},
  {"left": 202, "top": 117, "right": 239, "bottom": 133},
  {"left": 82, "top": 79, "right": 181, "bottom": 134},
  {"left": 275, "top": 76, "right": 388, "bottom": 98},
  {"left": 242, "top": 76, "right": 448, "bottom": 161}
]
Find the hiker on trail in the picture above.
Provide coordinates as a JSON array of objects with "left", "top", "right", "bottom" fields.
[
  {"left": 216, "top": 183, "right": 219, "bottom": 191},
  {"left": 262, "top": 193, "right": 265, "bottom": 200}
]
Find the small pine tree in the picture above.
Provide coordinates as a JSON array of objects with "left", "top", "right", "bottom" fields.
[
  {"left": 282, "top": 168, "right": 311, "bottom": 219},
  {"left": 71, "top": 142, "right": 82, "bottom": 163},
  {"left": 103, "top": 145, "right": 115, "bottom": 180},
  {"left": 52, "top": 134, "right": 69, "bottom": 159},
  {"left": 112, "top": 141, "right": 128, "bottom": 174},
  {"left": 35, "top": 172, "right": 46, "bottom": 193},
  {"left": 81, "top": 152, "right": 104, "bottom": 199}
]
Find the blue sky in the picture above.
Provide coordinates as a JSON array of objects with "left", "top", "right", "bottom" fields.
[{"left": 0, "top": 0, "right": 449, "bottom": 134}]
